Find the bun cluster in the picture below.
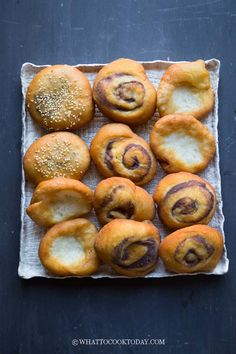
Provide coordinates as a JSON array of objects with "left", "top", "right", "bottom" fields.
[{"left": 23, "top": 59, "right": 223, "bottom": 277}]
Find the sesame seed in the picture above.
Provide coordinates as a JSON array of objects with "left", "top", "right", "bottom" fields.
[
  {"left": 33, "top": 138, "right": 82, "bottom": 178},
  {"left": 32, "top": 75, "right": 85, "bottom": 128}
]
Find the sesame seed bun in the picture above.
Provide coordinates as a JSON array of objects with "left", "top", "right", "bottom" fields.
[
  {"left": 23, "top": 132, "right": 90, "bottom": 184},
  {"left": 26, "top": 65, "right": 94, "bottom": 131}
]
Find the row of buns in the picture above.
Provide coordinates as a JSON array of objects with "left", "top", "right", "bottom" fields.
[
  {"left": 23, "top": 58, "right": 224, "bottom": 277},
  {"left": 23, "top": 117, "right": 215, "bottom": 186},
  {"left": 27, "top": 173, "right": 216, "bottom": 230},
  {"left": 26, "top": 58, "right": 214, "bottom": 131},
  {"left": 38, "top": 218, "right": 223, "bottom": 277},
  {"left": 27, "top": 174, "right": 223, "bottom": 277}
]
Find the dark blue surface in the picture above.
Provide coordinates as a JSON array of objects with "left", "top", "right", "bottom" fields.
[{"left": 0, "top": 0, "right": 235, "bottom": 353}]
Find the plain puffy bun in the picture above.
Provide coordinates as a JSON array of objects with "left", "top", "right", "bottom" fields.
[
  {"left": 39, "top": 218, "right": 100, "bottom": 276},
  {"left": 156, "top": 60, "right": 214, "bottom": 120},
  {"left": 150, "top": 114, "right": 215, "bottom": 174},
  {"left": 27, "top": 177, "right": 93, "bottom": 227}
]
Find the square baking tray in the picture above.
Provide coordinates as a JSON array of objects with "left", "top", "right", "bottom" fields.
[{"left": 19, "top": 59, "right": 229, "bottom": 279}]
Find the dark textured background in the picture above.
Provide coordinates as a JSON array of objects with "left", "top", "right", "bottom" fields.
[{"left": 0, "top": 0, "right": 235, "bottom": 353}]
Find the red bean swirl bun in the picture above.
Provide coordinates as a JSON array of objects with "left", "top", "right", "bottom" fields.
[
  {"left": 90, "top": 123, "right": 157, "bottom": 185},
  {"left": 93, "top": 58, "right": 157, "bottom": 125},
  {"left": 95, "top": 220, "right": 160, "bottom": 276},
  {"left": 94, "top": 177, "right": 155, "bottom": 225},
  {"left": 153, "top": 172, "right": 216, "bottom": 230},
  {"left": 159, "top": 225, "right": 224, "bottom": 273}
]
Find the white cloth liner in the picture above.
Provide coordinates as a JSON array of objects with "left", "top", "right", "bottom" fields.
[{"left": 18, "top": 59, "right": 229, "bottom": 279}]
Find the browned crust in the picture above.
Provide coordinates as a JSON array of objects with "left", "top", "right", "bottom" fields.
[
  {"left": 156, "top": 60, "right": 214, "bottom": 120},
  {"left": 90, "top": 123, "right": 157, "bottom": 185},
  {"left": 27, "top": 177, "right": 93, "bottom": 227},
  {"left": 93, "top": 58, "right": 156, "bottom": 125},
  {"left": 95, "top": 219, "right": 160, "bottom": 276},
  {"left": 153, "top": 172, "right": 216, "bottom": 229},
  {"left": 159, "top": 225, "right": 224, "bottom": 273},
  {"left": 94, "top": 177, "right": 155, "bottom": 225},
  {"left": 150, "top": 114, "right": 216, "bottom": 174},
  {"left": 26, "top": 65, "right": 94, "bottom": 131},
  {"left": 39, "top": 218, "right": 100, "bottom": 276},
  {"left": 23, "top": 132, "right": 90, "bottom": 184}
]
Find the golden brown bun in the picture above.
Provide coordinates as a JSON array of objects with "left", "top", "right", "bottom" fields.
[
  {"left": 94, "top": 177, "right": 155, "bottom": 225},
  {"left": 150, "top": 114, "right": 215, "bottom": 174},
  {"left": 39, "top": 218, "right": 100, "bottom": 276},
  {"left": 153, "top": 172, "right": 216, "bottom": 230},
  {"left": 27, "top": 177, "right": 93, "bottom": 227},
  {"left": 157, "top": 60, "right": 214, "bottom": 120},
  {"left": 23, "top": 132, "right": 90, "bottom": 184},
  {"left": 159, "top": 225, "right": 223, "bottom": 273},
  {"left": 93, "top": 58, "right": 156, "bottom": 125},
  {"left": 26, "top": 65, "right": 94, "bottom": 131},
  {"left": 95, "top": 219, "right": 160, "bottom": 276},
  {"left": 90, "top": 123, "right": 157, "bottom": 185}
]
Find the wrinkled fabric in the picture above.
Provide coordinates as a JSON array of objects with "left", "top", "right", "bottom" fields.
[{"left": 18, "top": 60, "right": 229, "bottom": 279}]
